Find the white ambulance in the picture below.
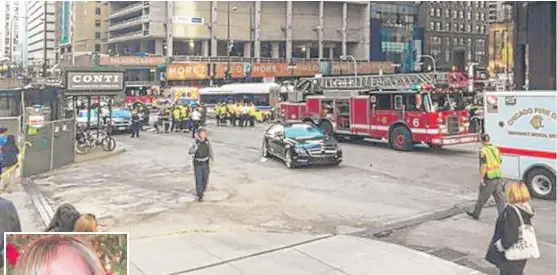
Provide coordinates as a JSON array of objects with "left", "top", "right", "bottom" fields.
[{"left": 484, "top": 91, "right": 556, "bottom": 200}]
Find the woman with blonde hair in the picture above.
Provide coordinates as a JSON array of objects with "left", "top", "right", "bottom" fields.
[
  {"left": 485, "top": 182, "right": 537, "bottom": 275},
  {"left": 13, "top": 235, "right": 106, "bottom": 275},
  {"left": 74, "top": 214, "right": 99, "bottom": 232}
]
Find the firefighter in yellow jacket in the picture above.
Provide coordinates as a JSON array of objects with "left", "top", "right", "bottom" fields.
[
  {"left": 172, "top": 106, "right": 182, "bottom": 132},
  {"left": 215, "top": 103, "right": 223, "bottom": 126},
  {"left": 180, "top": 105, "right": 189, "bottom": 132},
  {"left": 248, "top": 102, "right": 257, "bottom": 127},
  {"left": 162, "top": 105, "right": 172, "bottom": 133},
  {"left": 227, "top": 101, "right": 236, "bottom": 126},
  {"left": 466, "top": 134, "right": 505, "bottom": 220}
]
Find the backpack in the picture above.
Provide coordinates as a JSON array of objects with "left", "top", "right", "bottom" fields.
[{"left": 45, "top": 203, "right": 81, "bottom": 232}]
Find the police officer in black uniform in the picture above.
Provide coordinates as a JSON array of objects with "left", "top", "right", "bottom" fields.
[{"left": 187, "top": 127, "right": 214, "bottom": 202}]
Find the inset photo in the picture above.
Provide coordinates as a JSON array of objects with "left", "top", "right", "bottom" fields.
[{"left": 3, "top": 233, "right": 128, "bottom": 275}]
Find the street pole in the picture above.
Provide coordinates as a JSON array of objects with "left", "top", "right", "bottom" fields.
[
  {"left": 9, "top": 17, "right": 16, "bottom": 63},
  {"left": 419, "top": 55, "right": 436, "bottom": 74},
  {"left": 42, "top": 3, "right": 48, "bottom": 78},
  {"left": 226, "top": 2, "right": 231, "bottom": 81}
]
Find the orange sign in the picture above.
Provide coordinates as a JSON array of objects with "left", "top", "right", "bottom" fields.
[
  {"left": 330, "top": 61, "right": 394, "bottom": 75},
  {"left": 166, "top": 63, "right": 208, "bottom": 80},
  {"left": 100, "top": 56, "right": 166, "bottom": 67},
  {"left": 215, "top": 63, "right": 245, "bottom": 79},
  {"left": 251, "top": 62, "right": 320, "bottom": 78}
]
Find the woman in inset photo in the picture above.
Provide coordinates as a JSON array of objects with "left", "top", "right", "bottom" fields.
[{"left": 13, "top": 235, "right": 106, "bottom": 275}]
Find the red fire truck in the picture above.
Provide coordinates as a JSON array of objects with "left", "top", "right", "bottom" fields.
[{"left": 280, "top": 72, "right": 478, "bottom": 151}]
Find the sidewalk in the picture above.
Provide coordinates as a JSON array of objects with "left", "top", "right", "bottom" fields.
[
  {"left": 129, "top": 232, "right": 486, "bottom": 275},
  {"left": 2, "top": 183, "right": 44, "bottom": 232}
]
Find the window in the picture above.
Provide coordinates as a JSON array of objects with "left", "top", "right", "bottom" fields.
[
  {"left": 466, "top": 24, "right": 472, "bottom": 32},
  {"left": 459, "top": 38, "right": 464, "bottom": 45},
  {"left": 95, "top": 44, "right": 100, "bottom": 52},
  {"left": 475, "top": 25, "right": 480, "bottom": 33},
  {"left": 453, "top": 37, "right": 458, "bottom": 46},
  {"left": 95, "top": 20, "right": 101, "bottom": 27},
  {"left": 430, "top": 8, "right": 435, "bottom": 16},
  {"left": 466, "top": 11, "right": 471, "bottom": 20},
  {"left": 452, "top": 10, "right": 458, "bottom": 18},
  {"left": 95, "top": 32, "right": 101, "bottom": 39},
  {"left": 375, "top": 94, "right": 391, "bottom": 110},
  {"left": 435, "top": 22, "right": 441, "bottom": 31},
  {"left": 475, "top": 13, "right": 480, "bottom": 20},
  {"left": 95, "top": 7, "right": 101, "bottom": 15},
  {"left": 480, "top": 13, "right": 485, "bottom": 21},
  {"left": 404, "top": 94, "right": 423, "bottom": 112},
  {"left": 436, "top": 8, "right": 441, "bottom": 17},
  {"left": 445, "top": 22, "right": 450, "bottom": 31},
  {"left": 430, "top": 22, "right": 435, "bottom": 30},
  {"left": 267, "top": 124, "right": 284, "bottom": 136},
  {"left": 453, "top": 23, "right": 458, "bottom": 31},
  {"left": 459, "top": 10, "right": 464, "bottom": 19},
  {"left": 459, "top": 24, "right": 464, "bottom": 32},
  {"left": 480, "top": 25, "right": 485, "bottom": 34}
]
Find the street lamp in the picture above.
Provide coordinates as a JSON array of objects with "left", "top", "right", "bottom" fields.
[
  {"left": 225, "top": 3, "right": 238, "bottom": 82},
  {"left": 340, "top": 55, "right": 357, "bottom": 79},
  {"left": 418, "top": 54, "right": 436, "bottom": 74}
]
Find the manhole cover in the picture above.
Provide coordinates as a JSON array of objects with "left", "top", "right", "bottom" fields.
[{"left": 429, "top": 247, "right": 468, "bottom": 262}]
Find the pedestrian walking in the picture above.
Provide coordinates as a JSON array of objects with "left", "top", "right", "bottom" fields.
[
  {"left": 1, "top": 135, "right": 20, "bottom": 193},
  {"left": 188, "top": 127, "right": 214, "bottom": 202},
  {"left": 190, "top": 107, "right": 202, "bottom": 138},
  {"left": 467, "top": 134, "right": 505, "bottom": 220},
  {"left": 130, "top": 111, "right": 141, "bottom": 138},
  {"left": 0, "top": 192, "right": 22, "bottom": 268},
  {"left": 485, "top": 182, "right": 538, "bottom": 275}
]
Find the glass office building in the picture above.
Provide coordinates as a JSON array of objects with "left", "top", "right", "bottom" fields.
[{"left": 370, "top": 2, "right": 421, "bottom": 73}]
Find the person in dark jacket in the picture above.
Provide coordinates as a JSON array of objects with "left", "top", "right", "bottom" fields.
[
  {"left": 188, "top": 127, "right": 214, "bottom": 202},
  {"left": 0, "top": 194, "right": 22, "bottom": 268},
  {"left": 45, "top": 203, "right": 81, "bottom": 232},
  {"left": 1, "top": 135, "right": 20, "bottom": 193},
  {"left": 485, "top": 182, "right": 535, "bottom": 275},
  {"left": 130, "top": 111, "right": 141, "bottom": 138}
]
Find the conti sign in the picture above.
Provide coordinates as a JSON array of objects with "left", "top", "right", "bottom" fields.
[
  {"left": 67, "top": 72, "right": 124, "bottom": 91},
  {"left": 166, "top": 61, "right": 394, "bottom": 80}
]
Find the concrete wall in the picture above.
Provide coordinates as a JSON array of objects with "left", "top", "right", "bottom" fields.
[
  {"left": 149, "top": 1, "right": 167, "bottom": 38},
  {"left": 173, "top": 1, "right": 212, "bottom": 40}
]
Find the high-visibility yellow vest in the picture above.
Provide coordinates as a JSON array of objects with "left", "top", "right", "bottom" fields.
[
  {"left": 215, "top": 106, "right": 222, "bottom": 115},
  {"left": 227, "top": 104, "right": 235, "bottom": 115},
  {"left": 248, "top": 105, "right": 256, "bottom": 116},
  {"left": 481, "top": 145, "right": 502, "bottom": 179},
  {"left": 235, "top": 106, "right": 242, "bottom": 115},
  {"left": 180, "top": 107, "right": 189, "bottom": 120},
  {"left": 173, "top": 109, "right": 182, "bottom": 121}
]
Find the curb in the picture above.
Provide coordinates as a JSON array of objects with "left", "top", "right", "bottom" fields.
[
  {"left": 22, "top": 178, "right": 54, "bottom": 227},
  {"left": 350, "top": 200, "right": 496, "bottom": 239},
  {"left": 75, "top": 148, "right": 127, "bottom": 164}
]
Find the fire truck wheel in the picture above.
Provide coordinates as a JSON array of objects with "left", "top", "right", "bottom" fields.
[
  {"left": 318, "top": 120, "right": 333, "bottom": 135},
  {"left": 390, "top": 126, "right": 413, "bottom": 151},
  {"left": 526, "top": 168, "right": 556, "bottom": 200},
  {"left": 429, "top": 144, "right": 443, "bottom": 149}
]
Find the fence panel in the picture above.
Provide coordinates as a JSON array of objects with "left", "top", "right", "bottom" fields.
[
  {"left": 0, "top": 116, "right": 21, "bottom": 139},
  {"left": 22, "top": 123, "right": 53, "bottom": 177},
  {"left": 51, "top": 119, "right": 76, "bottom": 170}
]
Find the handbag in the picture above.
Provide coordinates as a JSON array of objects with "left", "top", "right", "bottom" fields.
[{"left": 504, "top": 204, "right": 540, "bottom": 260}]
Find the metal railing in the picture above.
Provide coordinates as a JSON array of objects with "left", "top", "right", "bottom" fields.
[
  {"left": 125, "top": 81, "right": 159, "bottom": 87},
  {"left": 109, "top": 2, "right": 144, "bottom": 19},
  {"left": 171, "top": 56, "right": 371, "bottom": 63},
  {"left": 108, "top": 30, "right": 145, "bottom": 43},
  {"left": 108, "top": 15, "right": 147, "bottom": 31}
]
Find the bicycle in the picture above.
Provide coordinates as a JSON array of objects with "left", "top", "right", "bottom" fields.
[{"left": 75, "top": 128, "right": 116, "bottom": 154}]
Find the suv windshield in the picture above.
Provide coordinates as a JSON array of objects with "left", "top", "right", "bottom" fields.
[
  {"left": 430, "top": 93, "right": 467, "bottom": 111},
  {"left": 284, "top": 124, "right": 324, "bottom": 140}
]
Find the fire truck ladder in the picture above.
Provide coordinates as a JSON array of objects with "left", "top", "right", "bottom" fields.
[{"left": 294, "top": 72, "right": 465, "bottom": 95}]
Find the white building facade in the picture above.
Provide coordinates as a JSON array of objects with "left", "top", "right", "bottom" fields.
[
  {"left": 0, "top": 1, "right": 22, "bottom": 62},
  {"left": 26, "top": 1, "right": 56, "bottom": 71}
]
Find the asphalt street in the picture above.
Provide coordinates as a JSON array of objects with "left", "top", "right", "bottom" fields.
[{"left": 28, "top": 121, "right": 555, "bottom": 274}]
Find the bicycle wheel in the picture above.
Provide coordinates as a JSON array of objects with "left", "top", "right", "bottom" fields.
[
  {"left": 101, "top": 136, "right": 116, "bottom": 152},
  {"left": 75, "top": 139, "right": 91, "bottom": 154}
]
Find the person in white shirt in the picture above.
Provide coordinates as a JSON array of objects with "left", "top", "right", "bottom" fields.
[
  {"left": 190, "top": 108, "right": 202, "bottom": 138},
  {"left": 241, "top": 104, "right": 250, "bottom": 127}
]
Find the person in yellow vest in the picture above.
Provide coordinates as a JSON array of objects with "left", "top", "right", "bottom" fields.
[
  {"left": 163, "top": 105, "right": 172, "bottom": 133},
  {"left": 172, "top": 106, "right": 182, "bottom": 132},
  {"left": 236, "top": 102, "right": 245, "bottom": 127},
  {"left": 467, "top": 134, "right": 505, "bottom": 220},
  {"left": 215, "top": 103, "right": 223, "bottom": 126},
  {"left": 180, "top": 105, "right": 189, "bottom": 132},
  {"left": 227, "top": 101, "right": 237, "bottom": 126},
  {"left": 248, "top": 102, "right": 257, "bottom": 127}
]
